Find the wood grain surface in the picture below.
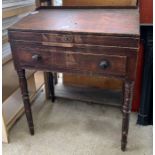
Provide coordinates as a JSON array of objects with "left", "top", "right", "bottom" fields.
[
  {"left": 63, "top": 0, "right": 137, "bottom": 6},
  {"left": 9, "top": 9, "right": 139, "bottom": 36},
  {"left": 8, "top": 8, "right": 139, "bottom": 151},
  {"left": 63, "top": 74, "right": 123, "bottom": 90}
]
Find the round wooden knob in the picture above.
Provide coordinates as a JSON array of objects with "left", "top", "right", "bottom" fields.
[
  {"left": 99, "top": 60, "right": 110, "bottom": 69},
  {"left": 63, "top": 35, "right": 73, "bottom": 42},
  {"left": 32, "top": 54, "right": 41, "bottom": 61}
]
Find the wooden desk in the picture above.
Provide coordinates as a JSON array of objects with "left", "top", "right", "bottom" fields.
[{"left": 8, "top": 7, "right": 139, "bottom": 151}]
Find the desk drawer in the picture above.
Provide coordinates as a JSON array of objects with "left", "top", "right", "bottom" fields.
[
  {"left": 9, "top": 31, "right": 74, "bottom": 44},
  {"left": 42, "top": 33, "right": 74, "bottom": 43},
  {"left": 74, "top": 35, "right": 139, "bottom": 48},
  {"left": 9, "top": 31, "right": 139, "bottom": 48},
  {"left": 42, "top": 34, "right": 138, "bottom": 48},
  {"left": 15, "top": 48, "right": 127, "bottom": 77}
]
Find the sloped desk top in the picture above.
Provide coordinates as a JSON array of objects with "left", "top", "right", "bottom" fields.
[{"left": 9, "top": 8, "right": 139, "bottom": 36}]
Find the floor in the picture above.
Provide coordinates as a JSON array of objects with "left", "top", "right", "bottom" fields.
[{"left": 3, "top": 89, "right": 152, "bottom": 155}]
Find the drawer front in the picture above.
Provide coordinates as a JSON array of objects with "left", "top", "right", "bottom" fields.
[
  {"left": 14, "top": 48, "right": 127, "bottom": 77},
  {"left": 42, "top": 33, "right": 138, "bottom": 48},
  {"left": 74, "top": 35, "right": 139, "bottom": 48},
  {"left": 42, "top": 33, "right": 74, "bottom": 43},
  {"left": 9, "top": 31, "right": 74, "bottom": 43},
  {"left": 9, "top": 31, "right": 139, "bottom": 48}
]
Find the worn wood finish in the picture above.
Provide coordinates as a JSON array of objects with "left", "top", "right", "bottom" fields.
[
  {"left": 12, "top": 47, "right": 128, "bottom": 77},
  {"left": 62, "top": 0, "right": 137, "bottom": 93},
  {"left": 63, "top": 74, "right": 123, "bottom": 90},
  {"left": 44, "top": 72, "right": 51, "bottom": 99},
  {"left": 121, "top": 81, "right": 134, "bottom": 151},
  {"left": 44, "top": 72, "right": 57, "bottom": 100},
  {"left": 63, "top": 0, "right": 137, "bottom": 7},
  {"left": 16, "top": 69, "right": 34, "bottom": 135},
  {"left": 9, "top": 9, "right": 139, "bottom": 36},
  {"left": 9, "top": 31, "right": 139, "bottom": 48},
  {"left": 54, "top": 82, "right": 122, "bottom": 107},
  {"left": 9, "top": 39, "right": 138, "bottom": 80},
  {"left": 48, "top": 72, "right": 55, "bottom": 102},
  {"left": 8, "top": 8, "right": 139, "bottom": 151}
]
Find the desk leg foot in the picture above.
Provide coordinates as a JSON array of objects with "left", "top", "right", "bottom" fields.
[
  {"left": 30, "top": 127, "right": 34, "bottom": 135},
  {"left": 53, "top": 72, "right": 58, "bottom": 85},
  {"left": 48, "top": 72, "right": 55, "bottom": 102},
  {"left": 121, "top": 81, "right": 134, "bottom": 151},
  {"left": 17, "top": 69, "right": 34, "bottom": 135}
]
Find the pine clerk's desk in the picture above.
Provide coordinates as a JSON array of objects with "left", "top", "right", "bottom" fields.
[{"left": 8, "top": 7, "right": 139, "bottom": 151}]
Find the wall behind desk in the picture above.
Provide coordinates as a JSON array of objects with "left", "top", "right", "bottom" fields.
[{"left": 140, "top": 0, "right": 153, "bottom": 24}]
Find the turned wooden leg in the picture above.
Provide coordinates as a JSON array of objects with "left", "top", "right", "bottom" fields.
[
  {"left": 53, "top": 72, "right": 58, "bottom": 85},
  {"left": 121, "top": 81, "right": 134, "bottom": 151},
  {"left": 48, "top": 72, "right": 55, "bottom": 102},
  {"left": 44, "top": 72, "right": 50, "bottom": 99},
  {"left": 17, "top": 69, "right": 34, "bottom": 135}
]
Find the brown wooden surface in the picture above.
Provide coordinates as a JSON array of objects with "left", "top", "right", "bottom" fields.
[
  {"left": 9, "top": 9, "right": 139, "bottom": 37},
  {"left": 2, "top": 4, "right": 36, "bottom": 19},
  {"left": 55, "top": 82, "right": 122, "bottom": 107},
  {"left": 63, "top": 0, "right": 137, "bottom": 6},
  {"left": 12, "top": 46, "right": 128, "bottom": 77},
  {"left": 121, "top": 81, "right": 134, "bottom": 151},
  {"left": 16, "top": 69, "right": 34, "bottom": 135},
  {"left": 10, "top": 31, "right": 139, "bottom": 48},
  {"left": 63, "top": 74, "right": 123, "bottom": 90},
  {"left": 10, "top": 39, "right": 138, "bottom": 80},
  {"left": 60, "top": 1, "right": 138, "bottom": 90},
  {"left": 8, "top": 8, "right": 139, "bottom": 151}
]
